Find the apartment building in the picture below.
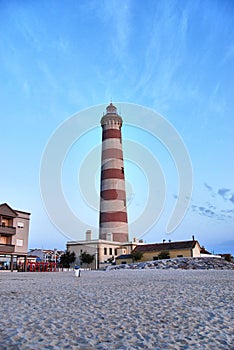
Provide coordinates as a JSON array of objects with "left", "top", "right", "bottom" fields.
[{"left": 0, "top": 203, "right": 31, "bottom": 271}]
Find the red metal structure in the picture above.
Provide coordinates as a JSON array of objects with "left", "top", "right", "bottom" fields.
[{"left": 27, "top": 261, "right": 57, "bottom": 272}]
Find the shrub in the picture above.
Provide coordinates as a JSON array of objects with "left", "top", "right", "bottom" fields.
[
  {"left": 224, "top": 254, "right": 232, "bottom": 262},
  {"left": 80, "top": 251, "right": 95, "bottom": 266},
  {"left": 60, "top": 251, "right": 76, "bottom": 268},
  {"left": 158, "top": 250, "right": 170, "bottom": 260},
  {"left": 131, "top": 250, "right": 143, "bottom": 262}
]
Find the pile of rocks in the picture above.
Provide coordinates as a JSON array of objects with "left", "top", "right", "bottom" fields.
[
  {"left": 108, "top": 257, "right": 234, "bottom": 270},
  {"left": 146, "top": 257, "right": 234, "bottom": 270}
]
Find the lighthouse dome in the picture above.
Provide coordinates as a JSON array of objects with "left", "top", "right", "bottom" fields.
[{"left": 106, "top": 102, "right": 117, "bottom": 114}]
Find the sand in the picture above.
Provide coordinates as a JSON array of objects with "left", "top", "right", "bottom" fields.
[{"left": 0, "top": 269, "right": 233, "bottom": 349}]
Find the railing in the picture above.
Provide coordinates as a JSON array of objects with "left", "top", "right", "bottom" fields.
[
  {"left": 0, "top": 225, "right": 16, "bottom": 235},
  {"left": 0, "top": 244, "right": 15, "bottom": 253}
]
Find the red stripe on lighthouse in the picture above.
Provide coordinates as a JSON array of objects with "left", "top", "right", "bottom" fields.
[
  {"left": 112, "top": 233, "right": 128, "bottom": 242},
  {"left": 100, "top": 212, "right": 127, "bottom": 223},
  {"left": 101, "top": 189, "right": 126, "bottom": 200},
  {"left": 102, "top": 129, "right": 121, "bottom": 140},
  {"left": 101, "top": 168, "right": 124, "bottom": 180}
]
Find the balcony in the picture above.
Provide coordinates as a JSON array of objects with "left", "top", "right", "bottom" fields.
[
  {"left": 0, "top": 225, "right": 16, "bottom": 236},
  {"left": 0, "top": 244, "right": 15, "bottom": 253}
]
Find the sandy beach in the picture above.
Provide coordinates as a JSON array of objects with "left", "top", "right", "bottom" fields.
[{"left": 0, "top": 269, "right": 233, "bottom": 349}]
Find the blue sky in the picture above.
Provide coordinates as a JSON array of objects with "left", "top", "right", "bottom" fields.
[{"left": 0, "top": 0, "right": 233, "bottom": 254}]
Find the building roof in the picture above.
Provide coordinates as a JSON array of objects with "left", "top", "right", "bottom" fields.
[
  {"left": 200, "top": 246, "right": 211, "bottom": 254},
  {"left": 28, "top": 249, "right": 64, "bottom": 254},
  {"left": 0, "top": 203, "right": 18, "bottom": 217},
  {"left": 0, "top": 203, "right": 31, "bottom": 217},
  {"left": 15, "top": 209, "right": 31, "bottom": 216},
  {"left": 133, "top": 240, "right": 200, "bottom": 253},
  {"left": 67, "top": 239, "right": 131, "bottom": 247},
  {"left": 116, "top": 254, "right": 132, "bottom": 260}
]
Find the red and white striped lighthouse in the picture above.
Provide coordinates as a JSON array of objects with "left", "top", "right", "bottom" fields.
[{"left": 99, "top": 103, "right": 129, "bottom": 243}]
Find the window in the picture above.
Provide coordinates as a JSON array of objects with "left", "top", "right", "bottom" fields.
[
  {"left": 17, "top": 222, "right": 24, "bottom": 228},
  {"left": 114, "top": 249, "right": 117, "bottom": 255},
  {"left": 104, "top": 247, "right": 107, "bottom": 255},
  {"left": 2, "top": 218, "right": 9, "bottom": 226},
  {"left": 16, "top": 239, "right": 23, "bottom": 247},
  {"left": 109, "top": 248, "right": 112, "bottom": 255},
  {"left": 153, "top": 256, "right": 158, "bottom": 260}
]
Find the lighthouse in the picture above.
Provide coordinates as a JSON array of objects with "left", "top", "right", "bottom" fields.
[{"left": 99, "top": 103, "right": 129, "bottom": 243}]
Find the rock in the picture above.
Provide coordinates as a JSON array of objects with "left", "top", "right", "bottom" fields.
[{"left": 112, "top": 257, "right": 234, "bottom": 271}]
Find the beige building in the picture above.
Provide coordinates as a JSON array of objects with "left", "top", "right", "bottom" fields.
[
  {"left": 67, "top": 231, "right": 142, "bottom": 269},
  {"left": 0, "top": 203, "right": 31, "bottom": 271},
  {"left": 67, "top": 232, "right": 202, "bottom": 269},
  {"left": 125, "top": 240, "right": 201, "bottom": 264}
]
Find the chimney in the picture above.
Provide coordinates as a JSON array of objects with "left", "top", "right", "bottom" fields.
[
  {"left": 163, "top": 239, "right": 166, "bottom": 243},
  {"left": 192, "top": 235, "right": 195, "bottom": 241},
  {"left": 86, "top": 230, "right": 92, "bottom": 241}
]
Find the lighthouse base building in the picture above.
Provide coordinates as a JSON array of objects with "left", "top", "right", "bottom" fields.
[{"left": 67, "top": 230, "right": 141, "bottom": 270}]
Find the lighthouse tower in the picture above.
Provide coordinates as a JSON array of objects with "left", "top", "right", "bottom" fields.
[{"left": 99, "top": 103, "right": 129, "bottom": 243}]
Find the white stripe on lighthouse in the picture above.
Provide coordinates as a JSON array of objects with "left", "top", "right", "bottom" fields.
[{"left": 101, "top": 179, "right": 126, "bottom": 191}]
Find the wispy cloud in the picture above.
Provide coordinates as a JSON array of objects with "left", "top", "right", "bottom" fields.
[
  {"left": 206, "top": 83, "right": 227, "bottom": 116},
  {"left": 97, "top": 0, "right": 132, "bottom": 66},
  {"left": 132, "top": 1, "right": 192, "bottom": 111},
  {"left": 191, "top": 204, "right": 233, "bottom": 221},
  {"left": 37, "top": 61, "right": 58, "bottom": 90},
  {"left": 204, "top": 182, "right": 216, "bottom": 197},
  {"left": 52, "top": 38, "right": 70, "bottom": 54},
  {"left": 204, "top": 183, "right": 234, "bottom": 205},
  {"left": 191, "top": 182, "right": 234, "bottom": 221},
  {"left": 10, "top": 4, "right": 42, "bottom": 52},
  {"left": 218, "top": 188, "right": 234, "bottom": 203}
]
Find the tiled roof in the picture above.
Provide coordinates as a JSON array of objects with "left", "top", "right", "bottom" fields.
[{"left": 133, "top": 240, "right": 199, "bottom": 253}]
